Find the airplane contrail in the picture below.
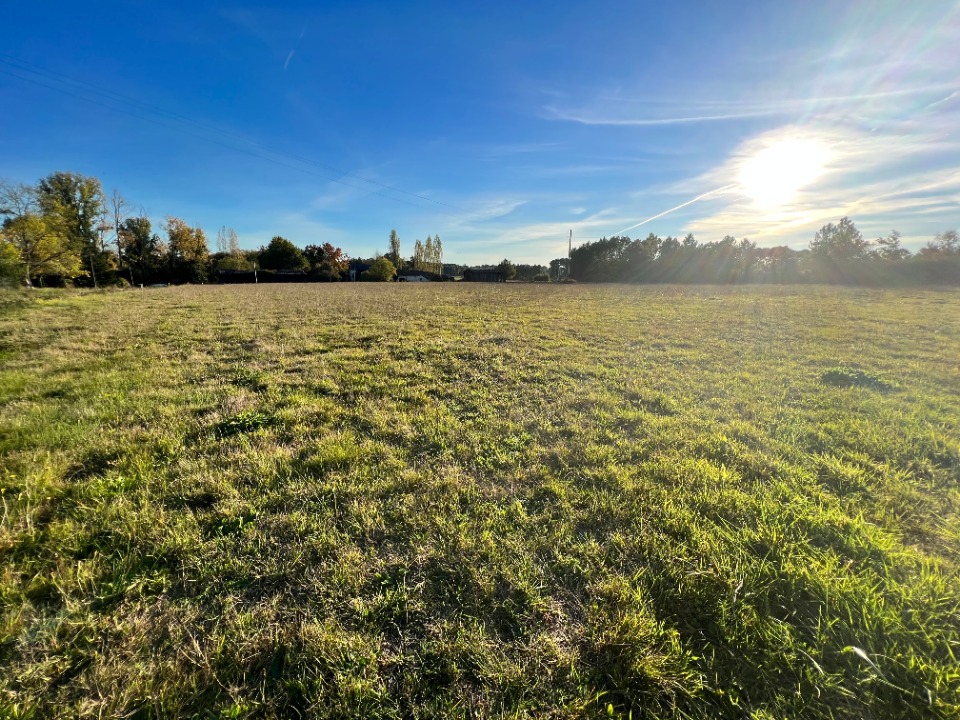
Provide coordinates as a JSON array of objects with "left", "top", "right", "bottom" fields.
[{"left": 613, "top": 183, "right": 737, "bottom": 236}]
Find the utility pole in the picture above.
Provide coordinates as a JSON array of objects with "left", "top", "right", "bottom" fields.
[{"left": 567, "top": 229, "right": 572, "bottom": 281}]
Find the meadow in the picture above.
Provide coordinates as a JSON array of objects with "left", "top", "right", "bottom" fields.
[{"left": 0, "top": 283, "right": 958, "bottom": 719}]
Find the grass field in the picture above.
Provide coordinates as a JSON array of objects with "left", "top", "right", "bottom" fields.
[{"left": 1, "top": 283, "right": 958, "bottom": 719}]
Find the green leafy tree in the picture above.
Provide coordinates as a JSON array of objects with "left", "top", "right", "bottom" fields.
[
  {"left": 259, "top": 235, "right": 308, "bottom": 270},
  {"left": 118, "top": 217, "right": 166, "bottom": 283},
  {"left": 497, "top": 258, "right": 517, "bottom": 280},
  {"left": 926, "top": 229, "right": 959, "bottom": 255},
  {"left": 362, "top": 256, "right": 396, "bottom": 282},
  {"left": 36, "top": 172, "right": 108, "bottom": 282},
  {"left": 0, "top": 239, "right": 20, "bottom": 286},
  {"left": 1, "top": 181, "right": 82, "bottom": 285},
  {"left": 1, "top": 213, "right": 81, "bottom": 285},
  {"left": 810, "top": 217, "right": 871, "bottom": 262},
  {"left": 873, "top": 230, "right": 910, "bottom": 261},
  {"left": 549, "top": 257, "right": 569, "bottom": 281}
]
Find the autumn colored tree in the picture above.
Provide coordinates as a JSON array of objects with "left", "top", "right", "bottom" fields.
[
  {"left": 304, "top": 242, "right": 348, "bottom": 281},
  {"left": 0, "top": 181, "right": 81, "bottom": 285},
  {"left": 165, "top": 216, "right": 209, "bottom": 282},
  {"left": 1, "top": 213, "right": 81, "bottom": 285}
]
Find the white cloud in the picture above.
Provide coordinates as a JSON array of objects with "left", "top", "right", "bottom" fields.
[{"left": 681, "top": 120, "right": 960, "bottom": 246}]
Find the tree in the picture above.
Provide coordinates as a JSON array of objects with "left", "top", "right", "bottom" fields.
[
  {"left": 165, "top": 217, "right": 209, "bottom": 282},
  {"left": 1, "top": 213, "right": 81, "bottom": 285},
  {"left": 362, "top": 256, "right": 396, "bottom": 282},
  {"left": 166, "top": 217, "right": 208, "bottom": 263},
  {"left": 873, "top": 230, "right": 910, "bottom": 261},
  {"left": 212, "top": 227, "right": 249, "bottom": 273},
  {"left": 215, "top": 226, "right": 242, "bottom": 255},
  {"left": 810, "top": 217, "right": 871, "bottom": 262},
  {"left": 1, "top": 181, "right": 81, "bottom": 285},
  {"left": 569, "top": 236, "right": 631, "bottom": 281},
  {"left": 433, "top": 234, "right": 443, "bottom": 275},
  {"left": 108, "top": 190, "right": 132, "bottom": 282},
  {"left": 118, "top": 217, "right": 166, "bottom": 284},
  {"left": 228, "top": 228, "right": 241, "bottom": 256},
  {"left": 928, "top": 230, "right": 959, "bottom": 255},
  {"left": 0, "top": 239, "right": 19, "bottom": 286},
  {"left": 216, "top": 226, "right": 228, "bottom": 254},
  {"left": 36, "top": 172, "right": 108, "bottom": 283},
  {"left": 497, "top": 258, "right": 517, "bottom": 280},
  {"left": 388, "top": 229, "right": 401, "bottom": 268},
  {"left": 413, "top": 239, "right": 424, "bottom": 270},
  {"left": 304, "top": 242, "right": 348, "bottom": 280},
  {"left": 259, "top": 235, "right": 307, "bottom": 270},
  {"left": 549, "top": 257, "right": 569, "bottom": 281}
]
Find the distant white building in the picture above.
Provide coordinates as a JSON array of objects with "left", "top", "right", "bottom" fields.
[{"left": 397, "top": 275, "right": 431, "bottom": 282}]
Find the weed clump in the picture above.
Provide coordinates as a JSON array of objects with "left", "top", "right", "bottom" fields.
[{"left": 215, "top": 409, "right": 279, "bottom": 437}]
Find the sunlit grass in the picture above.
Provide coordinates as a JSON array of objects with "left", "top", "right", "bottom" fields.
[{"left": 1, "top": 283, "right": 958, "bottom": 718}]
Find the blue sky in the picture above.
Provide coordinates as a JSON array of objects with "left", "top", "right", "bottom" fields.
[{"left": 2, "top": 1, "right": 958, "bottom": 264}]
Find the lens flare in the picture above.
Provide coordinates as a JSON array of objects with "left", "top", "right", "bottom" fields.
[{"left": 737, "top": 138, "right": 830, "bottom": 208}]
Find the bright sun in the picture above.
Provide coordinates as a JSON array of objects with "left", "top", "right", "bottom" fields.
[{"left": 737, "top": 138, "right": 830, "bottom": 208}]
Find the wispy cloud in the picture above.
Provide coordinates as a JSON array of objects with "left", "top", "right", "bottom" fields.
[
  {"left": 543, "top": 85, "right": 959, "bottom": 128},
  {"left": 543, "top": 106, "right": 779, "bottom": 127},
  {"left": 678, "top": 119, "right": 960, "bottom": 246},
  {"left": 471, "top": 141, "right": 565, "bottom": 159},
  {"left": 450, "top": 197, "right": 528, "bottom": 224}
]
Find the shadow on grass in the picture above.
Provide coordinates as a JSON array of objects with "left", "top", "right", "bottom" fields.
[{"left": 820, "top": 367, "right": 894, "bottom": 391}]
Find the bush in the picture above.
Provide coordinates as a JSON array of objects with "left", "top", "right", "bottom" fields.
[{"left": 361, "top": 257, "right": 397, "bottom": 282}]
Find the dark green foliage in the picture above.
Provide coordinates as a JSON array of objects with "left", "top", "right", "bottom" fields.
[
  {"left": 258, "top": 236, "right": 308, "bottom": 271},
  {"left": 497, "top": 258, "right": 517, "bottom": 280},
  {"left": 821, "top": 366, "right": 894, "bottom": 391},
  {"left": 117, "top": 216, "right": 165, "bottom": 285},
  {"left": 570, "top": 219, "right": 960, "bottom": 285}
]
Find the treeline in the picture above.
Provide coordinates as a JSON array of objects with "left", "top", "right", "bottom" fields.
[
  {"left": 565, "top": 218, "right": 960, "bottom": 285},
  {"left": 0, "top": 172, "right": 359, "bottom": 287}
]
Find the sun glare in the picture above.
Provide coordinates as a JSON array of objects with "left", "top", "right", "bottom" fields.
[{"left": 737, "top": 137, "right": 829, "bottom": 208}]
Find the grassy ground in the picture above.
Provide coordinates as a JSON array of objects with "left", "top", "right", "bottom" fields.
[{"left": 0, "top": 283, "right": 958, "bottom": 719}]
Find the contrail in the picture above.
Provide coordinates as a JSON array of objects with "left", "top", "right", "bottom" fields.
[{"left": 613, "top": 183, "right": 736, "bottom": 236}]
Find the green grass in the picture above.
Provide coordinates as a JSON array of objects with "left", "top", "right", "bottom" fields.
[{"left": 1, "top": 283, "right": 958, "bottom": 719}]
